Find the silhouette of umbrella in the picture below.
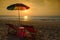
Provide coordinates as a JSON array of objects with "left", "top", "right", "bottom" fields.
[{"left": 7, "top": 3, "right": 30, "bottom": 25}]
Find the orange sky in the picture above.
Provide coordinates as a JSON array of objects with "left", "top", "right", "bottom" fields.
[{"left": 0, "top": 0, "right": 60, "bottom": 16}]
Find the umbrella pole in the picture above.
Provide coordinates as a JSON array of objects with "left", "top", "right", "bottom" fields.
[{"left": 18, "top": 9, "right": 20, "bottom": 26}]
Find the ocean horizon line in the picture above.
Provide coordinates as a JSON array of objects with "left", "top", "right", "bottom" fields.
[{"left": 0, "top": 16, "right": 60, "bottom": 21}]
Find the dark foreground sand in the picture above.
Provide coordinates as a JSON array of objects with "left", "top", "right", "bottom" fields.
[{"left": 0, "top": 20, "right": 60, "bottom": 40}]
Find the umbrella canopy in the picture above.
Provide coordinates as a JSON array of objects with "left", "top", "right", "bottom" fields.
[
  {"left": 7, "top": 3, "right": 30, "bottom": 26},
  {"left": 7, "top": 3, "right": 30, "bottom": 10}
]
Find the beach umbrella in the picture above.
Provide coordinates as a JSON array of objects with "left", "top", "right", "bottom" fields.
[{"left": 7, "top": 3, "right": 30, "bottom": 25}]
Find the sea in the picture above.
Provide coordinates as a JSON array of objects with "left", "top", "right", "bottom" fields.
[{"left": 0, "top": 16, "right": 60, "bottom": 22}]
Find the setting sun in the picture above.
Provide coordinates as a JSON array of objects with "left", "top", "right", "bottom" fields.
[
  {"left": 23, "top": 16, "right": 28, "bottom": 21},
  {"left": 24, "top": 16, "right": 28, "bottom": 19}
]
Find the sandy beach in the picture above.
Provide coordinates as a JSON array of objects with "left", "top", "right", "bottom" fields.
[{"left": 0, "top": 19, "right": 60, "bottom": 40}]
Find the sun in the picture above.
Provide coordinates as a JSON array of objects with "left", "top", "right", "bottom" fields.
[
  {"left": 24, "top": 16, "right": 28, "bottom": 19},
  {"left": 23, "top": 16, "right": 28, "bottom": 21}
]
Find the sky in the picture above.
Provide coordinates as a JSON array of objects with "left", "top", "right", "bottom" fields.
[{"left": 0, "top": 0, "right": 60, "bottom": 16}]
